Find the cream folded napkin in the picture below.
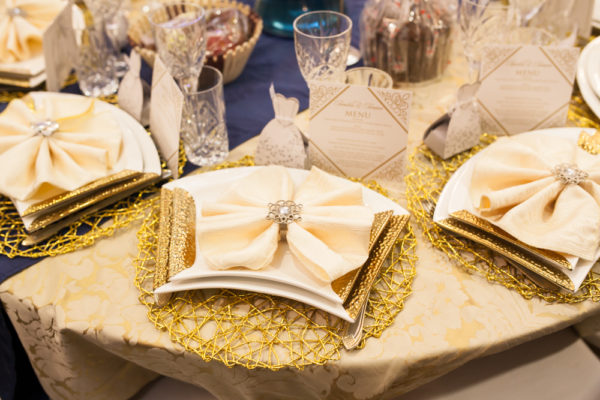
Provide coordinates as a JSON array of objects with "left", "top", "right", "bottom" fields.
[
  {"left": 198, "top": 166, "right": 375, "bottom": 283},
  {"left": 469, "top": 134, "right": 600, "bottom": 260},
  {"left": 0, "top": 94, "right": 123, "bottom": 201},
  {"left": 0, "top": 0, "right": 65, "bottom": 63}
]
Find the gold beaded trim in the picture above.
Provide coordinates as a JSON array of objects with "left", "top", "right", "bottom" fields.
[{"left": 134, "top": 156, "right": 417, "bottom": 369}]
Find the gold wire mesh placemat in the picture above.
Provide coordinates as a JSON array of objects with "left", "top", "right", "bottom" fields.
[
  {"left": 405, "top": 99, "right": 600, "bottom": 302},
  {"left": 134, "top": 157, "right": 417, "bottom": 370}
]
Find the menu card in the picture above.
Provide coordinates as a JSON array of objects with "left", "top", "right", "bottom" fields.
[
  {"left": 476, "top": 45, "right": 580, "bottom": 135},
  {"left": 308, "top": 82, "right": 411, "bottom": 182}
]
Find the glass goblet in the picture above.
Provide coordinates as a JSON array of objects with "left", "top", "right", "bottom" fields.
[
  {"left": 509, "top": 0, "right": 547, "bottom": 26},
  {"left": 293, "top": 10, "right": 352, "bottom": 84},
  {"left": 458, "top": 0, "right": 517, "bottom": 82},
  {"left": 147, "top": 3, "right": 207, "bottom": 93}
]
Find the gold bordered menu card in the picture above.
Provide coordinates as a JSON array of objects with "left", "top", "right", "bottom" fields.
[
  {"left": 307, "top": 82, "right": 412, "bottom": 182},
  {"left": 153, "top": 166, "right": 410, "bottom": 322},
  {"left": 0, "top": 92, "right": 162, "bottom": 244},
  {"left": 433, "top": 128, "right": 600, "bottom": 293},
  {"left": 476, "top": 44, "right": 580, "bottom": 135}
]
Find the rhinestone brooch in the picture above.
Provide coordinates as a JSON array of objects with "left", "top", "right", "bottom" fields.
[
  {"left": 31, "top": 120, "right": 60, "bottom": 137},
  {"left": 266, "top": 200, "right": 302, "bottom": 226},
  {"left": 7, "top": 7, "right": 26, "bottom": 18},
  {"left": 551, "top": 163, "right": 589, "bottom": 185}
]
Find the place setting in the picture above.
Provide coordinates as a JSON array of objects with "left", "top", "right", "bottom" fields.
[
  {"left": 0, "top": 0, "right": 66, "bottom": 88},
  {"left": 407, "top": 0, "right": 600, "bottom": 302},
  {"left": 129, "top": 1, "right": 418, "bottom": 369},
  {"left": 0, "top": 1, "right": 181, "bottom": 260}
]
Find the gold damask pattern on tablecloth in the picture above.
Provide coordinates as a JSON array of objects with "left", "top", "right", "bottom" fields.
[
  {"left": 405, "top": 133, "right": 600, "bottom": 303},
  {"left": 134, "top": 157, "right": 417, "bottom": 370}
]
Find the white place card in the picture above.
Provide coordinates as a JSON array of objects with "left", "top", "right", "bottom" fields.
[
  {"left": 308, "top": 82, "right": 411, "bottom": 182},
  {"left": 118, "top": 50, "right": 144, "bottom": 123},
  {"left": 44, "top": 1, "right": 78, "bottom": 92},
  {"left": 150, "top": 57, "right": 183, "bottom": 178},
  {"left": 476, "top": 44, "right": 580, "bottom": 135}
]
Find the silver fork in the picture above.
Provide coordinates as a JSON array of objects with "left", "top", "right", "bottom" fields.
[{"left": 342, "top": 299, "right": 368, "bottom": 350}]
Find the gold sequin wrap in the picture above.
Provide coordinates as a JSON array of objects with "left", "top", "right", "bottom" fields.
[
  {"left": 406, "top": 127, "right": 600, "bottom": 302},
  {"left": 134, "top": 156, "right": 417, "bottom": 369},
  {"left": 0, "top": 83, "right": 188, "bottom": 257}
]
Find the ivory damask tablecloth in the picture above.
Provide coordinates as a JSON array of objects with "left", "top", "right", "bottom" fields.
[{"left": 2, "top": 40, "right": 600, "bottom": 398}]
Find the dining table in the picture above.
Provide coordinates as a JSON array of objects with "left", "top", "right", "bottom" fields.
[{"left": 1, "top": 1, "right": 600, "bottom": 399}]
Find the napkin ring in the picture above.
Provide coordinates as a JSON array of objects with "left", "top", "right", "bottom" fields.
[
  {"left": 552, "top": 163, "right": 588, "bottom": 185},
  {"left": 266, "top": 200, "right": 302, "bottom": 238}
]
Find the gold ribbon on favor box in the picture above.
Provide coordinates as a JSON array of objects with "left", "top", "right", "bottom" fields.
[
  {"left": 135, "top": 156, "right": 417, "bottom": 370},
  {"left": 405, "top": 131, "right": 600, "bottom": 303}
]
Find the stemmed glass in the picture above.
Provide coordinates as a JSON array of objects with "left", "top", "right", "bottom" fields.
[
  {"left": 509, "top": 0, "right": 546, "bottom": 26},
  {"left": 147, "top": 3, "right": 207, "bottom": 93},
  {"left": 458, "top": 0, "right": 517, "bottom": 82},
  {"left": 74, "top": 0, "right": 124, "bottom": 97},
  {"left": 293, "top": 11, "right": 352, "bottom": 84},
  {"left": 82, "top": 0, "right": 128, "bottom": 77}
]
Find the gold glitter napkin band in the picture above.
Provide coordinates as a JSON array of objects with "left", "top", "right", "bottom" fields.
[
  {"left": 22, "top": 170, "right": 143, "bottom": 218},
  {"left": 436, "top": 214, "right": 574, "bottom": 292},
  {"left": 449, "top": 210, "right": 572, "bottom": 271},
  {"left": 578, "top": 130, "right": 600, "bottom": 155},
  {"left": 332, "top": 210, "right": 393, "bottom": 302},
  {"left": 344, "top": 214, "right": 410, "bottom": 319},
  {"left": 23, "top": 172, "right": 164, "bottom": 245},
  {"left": 153, "top": 187, "right": 196, "bottom": 290}
]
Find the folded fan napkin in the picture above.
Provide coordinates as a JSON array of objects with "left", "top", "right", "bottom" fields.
[
  {"left": 469, "top": 134, "right": 600, "bottom": 260},
  {"left": 0, "top": 94, "right": 123, "bottom": 201},
  {"left": 0, "top": 0, "right": 65, "bottom": 63},
  {"left": 198, "top": 166, "right": 375, "bottom": 283}
]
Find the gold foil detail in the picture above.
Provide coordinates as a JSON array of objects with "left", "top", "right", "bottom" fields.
[
  {"left": 27, "top": 173, "right": 159, "bottom": 232},
  {"left": 332, "top": 210, "right": 393, "bottom": 301},
  {"left": 154, "top": 188, "right": 173, "bottom": 290},
  {"left": 344, "top": 214, "right": 410, "bottom": 319},
  {"left": 23, "top": 170, "right": 142, "bottom": 217},
  {"left": 450, "top": 210, "right": 573, "bottom": 271},
  {"left": 436, "top": 217, "right": 574, "bottom": 292},
  {"left": 578, "top": 130, "right": 600, "bottom": 155},
  {"left": 134, "top": 155, "right": 417, "bottom": 369},
  {"left": 168, "top": 188, "right": 196, "bottom": 278}
]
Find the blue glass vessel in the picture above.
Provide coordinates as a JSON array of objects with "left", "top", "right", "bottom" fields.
[{"left": 254, "top": 0, "right": 344, "bottom": 37}]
